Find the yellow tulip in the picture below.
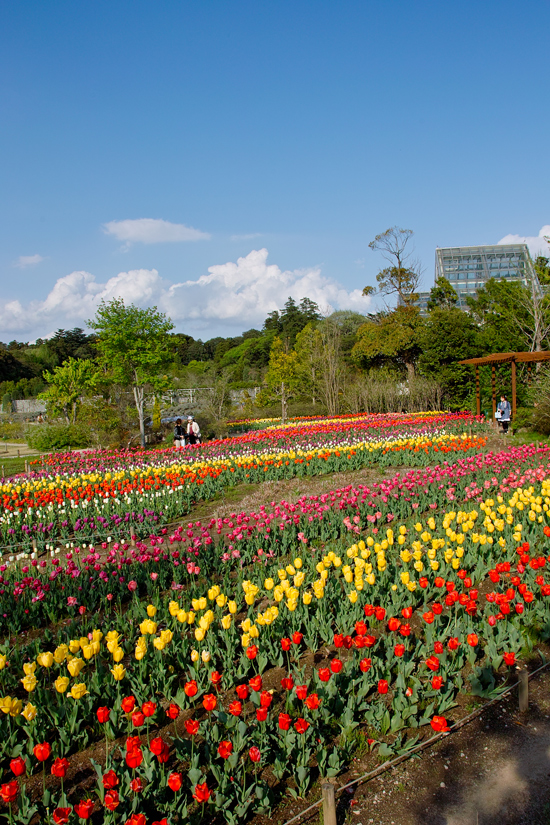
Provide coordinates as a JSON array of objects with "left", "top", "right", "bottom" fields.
[
  {"left": 23, "top": 662, "right": 37, "bottom": 676},
  {"left": 67, "top": 658, "right": 85, "bottom": 678},
  {"left": 82, "top": 645, "right": 94, "bottom": 661},
  {"left": 221, "top": 614, "right": 232, "bottom": 630},
  {"left": 201, "top": 650, "right": 211, "bottom": 663},
  {"left": 0, "top": 655, "right": 5, "bottom": 670},
  {"left": 190, "top": 649, "right": 199, "bottom": 663},
  {"left": 21, "top": 675, "right": 37, "bottom": 693},
  {"left": 69, "top": 639, "right": 81, "bottom": 654},
  {"left": 153, "top": 638, "right": 166, "bottom": 651},
  {"left": 112, "top": 647, "right": 124, "bottom": 663},
  {"left": 264, "top": 578, "right": 274, "bottom": 590},
  {"left": 177, "top": 610, "right": 188, "bottom": 623},
  {"left": 110, "top": 664, "right": 126, "bottom": 681},
  {"left": 194, "top": 628, "right": 205, "bottom": 642},
  {"left": 146, "top": 604, "right": 157, "bottom": 618},
  {"left": 70, "top": 683, "right": 88, "bottom": 700},
  {"left": 348, "top": 590, "right": 358, "bottom": 604},
  {"left": 228, "top": 601, "right": 237, "bottom": 614},
  {"left": 54, "top": 676, "right": 70, "bottom": 693},
  {"left": 168, "top": 600, "right": 180, "bottom": 617},
  {"left": 22, "top": 702, "right": 37, "bottom": 722}
]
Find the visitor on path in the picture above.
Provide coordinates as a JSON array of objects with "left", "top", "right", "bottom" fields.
[
  {"left": 173, "top": 418, "right": 185, "bottom": 448},
  {"left": 497, "top": 395, "right": 511, "bottom": 434},
  {"left": 186, "top": 415, "right": 202, "bottom": 445}
]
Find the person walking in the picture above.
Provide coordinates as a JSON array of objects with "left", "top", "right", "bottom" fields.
[
  {"left": 186, "top": 415, "right": 202, "bottom": 445},
  {"left": 173, "top": 418, "right": 185, "bottom": 448},
  {"left": 497, "top": 395, "right": 511, "bottom": 434}
]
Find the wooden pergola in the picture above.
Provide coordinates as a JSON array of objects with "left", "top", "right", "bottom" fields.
[{"left": 459, "top": 351, "right": 550, "bottom": 420}]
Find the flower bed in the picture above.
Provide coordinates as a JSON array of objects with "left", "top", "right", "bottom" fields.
[{"left": 1, "top": 430, "right": 550, "bottom": 822}]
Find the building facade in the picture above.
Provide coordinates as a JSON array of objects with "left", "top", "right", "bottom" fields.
[{"left": 434, "top": 243, "right": 536, "bottom": 309}]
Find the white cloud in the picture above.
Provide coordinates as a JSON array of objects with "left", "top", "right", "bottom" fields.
[
  {"left": 103, "top": 218, "right": 210, "bottom": 245},
  {"left": 14, "top": 254, "right": 44, "bottom": 268},
  {"left": 0, "top": 249, "right": 371, "bottom": 340},
  {"left": 498, "top": 225, "right": 550, "bottom": 258},
  {"left": 163, "top": 248, "right": 371, "bottom": 327},
  {"left": 230, "top": 233, "right": 262, "bottom": 241},
  {"left": 0, "top": 269, "right": 164, "bottom": 337}
]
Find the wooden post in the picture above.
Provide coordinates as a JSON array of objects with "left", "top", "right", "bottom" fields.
[
  {"left": 511, "top": 358, "right": 517, "bottom": 420},
  {"left": 475, "top": 366, "right": 481, "bottom": 416},
  {"left": 519, "top": 668, "right": 529, "bottom": 712},
  {"left": 321, "top": 782, "right": 337, "bottom": 825},
  {"left": 491, "top": 364, "right": 496, "bottom": 423}
]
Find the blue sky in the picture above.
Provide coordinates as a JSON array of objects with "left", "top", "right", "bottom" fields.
[{"left": 1, "top": 0, "right": 549, "bottom": 342}]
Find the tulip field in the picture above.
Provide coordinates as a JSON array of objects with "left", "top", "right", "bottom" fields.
[{"left": 2, "top": 411, "right": 550, "bottom": 824}]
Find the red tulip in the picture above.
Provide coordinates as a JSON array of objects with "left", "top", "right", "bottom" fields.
[
  {"left": 125, "top": 748, "right": 143, "bottom": 769},
  {"left": 166, "top": 703, "right": 180, "bottom": 720},
  {"left": 318, "top": 667, "right": 331, "bottom": 682},
  {"left": 419, "top": 577, "right": 428, "bottom": 588},
  {"left": 333, "top": 633, "right": 344, "bottom": 647},
  {"left": 433, "top": 641, "right": 444, "bottom": 654},
  {"left": 236, "top": 684, "right": 249, "bottom": 700},
  {"left": 96, "top": 707, "right": 111, "bottom": 724},
  {"left": 131, "top": 711, "right": 145, "bottom": 728},
  {"left": 121, "top": 696, "right": 135, "bottom": 713},
  {"left": 355, "top": 621, "right": 367, "bottom": 636},
  {"left": 256, "top": 707, "right": 268, "bottom": 722},
  {"left": 330, "top": 658, "right": 343, "bottom": 674},
  {"left": 294, "top": 718, "right": 309, "bottom": 734},
  {"left": 426, "top": 656, "right": 440, "bottom": 672},
  {"left": 150, "top": 737, "right": 167, "bottom": 756},
  {"left": 202, "top": 694, "right": 217, "bottom": 711},
  {"left": 433, "top": 602, "right": 443, "bottom": 614},
  {"left": 401, "top": 606, "right": 413, "bottom": 619},
  {"left": 229, "top": 700, "right": 242, "bottom": 716},
  {"left": 278, "top": 712, "right": 292, "bottom": 730},
  {"left": 10, "top": 757, "right": 26, "bottom": 777},
  {"left": 33, "top": 742, "right": 51, "bottom": 762},
  {"left": 375, "top": 607, "right": 386, "bottom": 621},
  {"left": 292, "top": 632, "right": 303, "bottom": 645},
  {"left": 295, "top": 684, "right": 308, "bottom": 700},
  {"left": 185, "top": 719, "right": 200, "bottom": 736},
  {"left": 430, "top": 715, "right": 449, "bottom": 732},
  {"left": 260, "top": 690, "right": 273, "bottom": 708},
  {"left": 184, "top": 680, "right": 198, "bottom": 697},
  {"left": 388, "top": 617, "right": 400, "bottom": 631},
  {"left": 281, "top": 638, "right": 292, "bottom": 651},
  {"left": 377, "top": 679, "right": 389, "bottom": 694},
  {"left": 431, "top": 676, "right": 443, "bottom": 690},
  {"left": 51, "top": 758, "right": 69, "bottom": 778},
  {"left": 73, "top": 799, "right": 94, "bottom": 819},
  {"left": 359, "top": 658, "right": 372, "bottom": 672},
  {"left": 104, "top": 790, "right": 119, "bottom": 811},
  {"left": 249, "top": 746, "right": 261, "bottom": 762},
  {"left": 53, "top": 808, "right": 71, "bottom": 824},
  {"left": 394, "top": 644, "right": 405, "bottom": 657},
  {"left": 0, "top": 781, "right": 18, "bottom": 804},
  {"left": 142, "top": 701, "right": 156, "bottom": 717},
  {"left": 102, "top": 770, "right": 119, "bottom": 789},
  {"left": 305, "top": 693, "right": 321, "bottom": 710},
  {"left": 193, "top": 782, "right": 211, "bottom": 804},
  {"left": 447, "top": 637, "right": 460, "bottom": 650},
  {"left": 246, "top": 645, "right": 258, "bottom": 660},
  {"left": 399, "top": 624, "right": 411, "bottom": 637},
  {"left": 249, "top": 675, "right": 262, "bottom": 692},
  {"left": 168, "top": 772, "right": 182, "bottom": 792},
  {"left": 364, "top": 634, "right": 376, "bottom": 647},
  {"left": 218, "top": 740, "right": 233, "bottom": 759},
  {"left": 130, "top": 777, "right": 143, "bottom": 793},
  {"left": 281, "top": 676, "right": 294, "bottom": 690},
  {"left": 210, "top": 671, "right": 222, "bottom": 687},
  {"left": 467, "top": 633, "right": 478, "bottom": 647},
  {"left": 503, "top": 652, "right": 516, "bottom": 666}
]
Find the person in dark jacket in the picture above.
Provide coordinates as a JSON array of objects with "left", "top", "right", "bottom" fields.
[{"left": 173, "top": 418, "right": 185, "bottom": 448}]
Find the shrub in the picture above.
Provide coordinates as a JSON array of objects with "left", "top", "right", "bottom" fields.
[{"left": 26, "top": 424, "right": 90, "bottom": 451}]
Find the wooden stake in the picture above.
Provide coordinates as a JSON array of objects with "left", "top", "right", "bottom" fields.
[
  {"left": 321, "top": 782, "right": 337, "bottom": 825},
  {"left": 519, "top": 668, "right": 529, "bottom": 712}
]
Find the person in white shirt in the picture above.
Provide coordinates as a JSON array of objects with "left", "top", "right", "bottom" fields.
[{"left": 186, "top": 415, "right": 201, "bottom": 445}]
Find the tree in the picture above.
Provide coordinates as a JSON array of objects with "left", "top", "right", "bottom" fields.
[
  {"left": 39, "top": 357, "right": 99, "bottom": 424},
  {"left": 427, "top": 276, "right": 458, "bottom": 310},
  {"left": 364, "top": 227, "right": 421, "bottom": 307},
  {"left": 294, "top": 322, "right": 321, "bottom": 406},
  {"left": 352, "top": 306, "right": 424, "bottom": 379},
  {"left": 261, "top": 336, "right": 300, "bottom": 422},
  {"left": 315, "top": 317, "right": 346, "bottom": 416},
  {"left": 88, "top": 300, "right": 174, "bottom": 447}
]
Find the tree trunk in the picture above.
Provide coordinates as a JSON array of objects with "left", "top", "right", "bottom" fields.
[
  {"left": 133, "top": 385, "right": 146, "bottom": 447},
  {"left": 406, "top": 361, "right": 415, "bottom": 381}
]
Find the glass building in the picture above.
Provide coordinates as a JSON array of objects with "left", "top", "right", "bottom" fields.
[{"left": 434, "top": 243, "right": 537, "bottom": 309}]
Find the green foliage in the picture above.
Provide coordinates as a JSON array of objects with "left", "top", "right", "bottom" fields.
[
  {"left": 259, "top": 336, "right": 301, "bottom": 421},
  {"left": 40, "top": 357, "right": 99, "bottom": 424},
  {"left": 352, "top": 307, "right": 423, "bottom": 378},
  {"left": 417, "top": 308, "right": 480, "bottom": 407},
  {"left": 26, "top": 424, "right": 90, "bottom": 451},
  {"left": 427, "top": 276, "right": 458, "bottom": 310}
]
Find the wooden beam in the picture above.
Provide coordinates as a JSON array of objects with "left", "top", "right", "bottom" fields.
[
  {"left": 511, "top": 359, "right": 517, "bottom": 419},
  {"left": 475, "top": 366, "right": 480, "bottom": 416},
  {"left": 491, "top": 364, "right": 496, "bottom": 422}
]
